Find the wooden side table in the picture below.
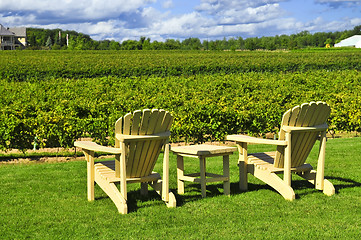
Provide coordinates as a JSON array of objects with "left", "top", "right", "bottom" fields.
[{"left": 171, "top": 144, "right": 237, "bottom": 198}]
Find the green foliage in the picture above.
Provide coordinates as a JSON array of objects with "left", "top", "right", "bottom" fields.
[{"left": 1, "top": 50, "right": 361, "bottom": 150}]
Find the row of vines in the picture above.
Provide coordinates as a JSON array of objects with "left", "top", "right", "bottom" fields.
[
  {"left": 1, "top": 50, "right": 361, "bottom": 151},
  {"left": 1, "top": 50, "right": 361, "bottom": 81}
]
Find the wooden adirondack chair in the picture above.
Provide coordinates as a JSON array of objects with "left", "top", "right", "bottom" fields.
[
  {"left": 74, "top": 109, "right": 176, "bottom": 214},
  {"left": 227, "top": 102, "right": 335, "bottom": 200}
]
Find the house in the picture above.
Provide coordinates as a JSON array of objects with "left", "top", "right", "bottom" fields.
[
  {"left": 334, "top": 35, "right": 361, "bottom": 48},
  {"left": 0, "top": 24, "right": 27, "bottom": 50},
  {"left": 9, "top": 27, "right": 27, "bottom": 48}
]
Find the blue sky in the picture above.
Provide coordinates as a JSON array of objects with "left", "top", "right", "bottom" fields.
[{"left": 1, "top": 0, "right": 361, "bottom": 42}]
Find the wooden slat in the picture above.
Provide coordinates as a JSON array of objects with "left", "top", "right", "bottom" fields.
[
  {"left": 130, "top": 109, "right": 150, "bottom": 177},
  {"left": 275, "top": 108, "right": 291, "bottom": 167},
  {"left": 147, "top": 110, "right": 169, "bottom": 174},
  {"left": 114, "top": 117, "right": 123, "bottom": 178},
  {"left": 295, "top": 102, "right": 311, "bottom": 127},
  {"left": 290, "top": 103, "right": 312, "bottom": 167},
  {"left": 123, "top": 113, "right": 132, "bottom": 135},
  {"left": 296, "top": 103, "right": 318, "bottom": 166},
  {"left": 145, "top": 110, "right": 169, "bottom": 176},
  {"left": 278, "top": 108, "right": 291, "bottom": 140},
  {"left": 130, "top": 110, "right": 142, "bottom": 135},
  {"left": 294, "top": 102, "right": 323, "bottom": 166},
  {"left": 139, "top": 109, "right": 160, "bottom": 176},
  {"left": 154, "top": 110, "right": 166, "bottom": 134},
  {"left": 114, "top": 117, "right": 122, "bottom": 148},
  {"left": 146, "top": 111, "right": 173, "bottom": 175},
  {"left": 127, "top": 110, "right": 142, "bottom": 177},
  {"left": 288, "top": 105, "right": 301, "bottom": 126},
  {"left": 139, "top": 109, "right": 151, "bottom": 134}
]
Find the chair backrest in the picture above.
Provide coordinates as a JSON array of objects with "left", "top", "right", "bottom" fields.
[
  {"left": 115, "top": 109, "right": 173, "bottom": 178},
  {"left": 274, "top": 102, "right": 330, "bottom": 168}
]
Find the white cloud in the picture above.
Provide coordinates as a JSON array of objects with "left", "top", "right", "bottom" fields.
[
  {"left": 196, "top": 0, "right": 287, "bottom": 13},
  {"left": 218, "top": 4, "right": 285, "bottom": 25},
  {"left": 0, "top": 0, "right": 156, "bottom": 22},
  {"left": 162, "top": 0, "right": 174, "bottom": 9},
  {"left": 315, "top": 0, "right": 361, "bottom": 8},
  {"left": 0, "top": 13, "right": 37, "bottom": 26}
]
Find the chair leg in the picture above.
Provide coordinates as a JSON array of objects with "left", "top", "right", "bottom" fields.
[
  {"left": 94, "top": 173, "right": 128, "bottom": 214},
  {"left": 177, "top": 155, "right": 185, "bottom": 194},
  {"left": 253, "top": 168, "right": 295, "bottom": 201},
  {"left": 297, "top": 170, "right": 335, "bottom": 196},
  {"left": 167, "top": 192, "right": 177, "bottom": 208},
  {"left": 140, "top": 182, "right": 148, "bottom": 196},
  {"left": 84, "top": 150, "right": 95, "bottom": 201},
  {"left": 237, "top": 142, "right": 248, "bottom": 191},
  {"left": 323, "top": 179, "right": 335, "bottom": 196},
  {"left": 223, "top": 155, "right": 230, "bottom": 196},
  {"left": 149, "top": 180, "right": 176, "bottom": 208}
]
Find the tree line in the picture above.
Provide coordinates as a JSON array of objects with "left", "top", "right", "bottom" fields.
[{"left": 26, "top": 25, "right": 361, "bottom": 51}]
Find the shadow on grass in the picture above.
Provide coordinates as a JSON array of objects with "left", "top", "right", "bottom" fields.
[
  {"left": 93, "top": 186, "right": 179, "bottom": 213},
  {"left": 175, "top": 183, "right": 236, "bottom": 207},
  {"left": 325, "top": 176, "right": 361, "bottom": 193},
  {"left": 228, "top": 176, "right": 361, "bottom": 199},
  {"left": 90, "top": 176, "right": 361, "bottom": 212}
]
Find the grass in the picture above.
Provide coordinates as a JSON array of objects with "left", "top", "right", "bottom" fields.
[{"left": 0, "top": 137, "right": 360, "bottom": 239}]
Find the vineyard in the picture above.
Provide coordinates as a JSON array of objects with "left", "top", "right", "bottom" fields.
[{"left": 1, "top": 49, "right": 361, "bottom": 150}]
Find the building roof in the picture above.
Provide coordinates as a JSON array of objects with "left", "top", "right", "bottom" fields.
[
  {"left": 335, "top": 35, "right": 361, "bottom": 48},
  {"left": 9, "top": 27, "right": 26, "bottom": 37},
  {"left": 0, "top": 24, "right": 15, "bottom": 36}
]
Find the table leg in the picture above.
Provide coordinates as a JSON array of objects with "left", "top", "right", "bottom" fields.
[
  {"left": 199, "top": 156, "right": 207, "bottom": 198},
  {"left": 223, "top": 155, "right": 230, "bottom": 196},
  {"left": 177, "top": 155, "right": 185, "bottom": 194}
]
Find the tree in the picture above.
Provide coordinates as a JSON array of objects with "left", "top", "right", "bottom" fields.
[
  {"left": 182, "top": 38, "right": 202, "bottom": 50},
  {"left": 164, "top": 39, "right": 181, "bottom": 50},
  {"left": 45, "top": 36, "right": 53, "bottom": 48},
  {"left": 142, "top": 38, "right": 152, "bottom": 50},
  {"left": 98, "top": 40, "right": 110, "bottom": 50},
  {"left": 237, "top": 37, "right": 245, "bottom": 50},
  {"left": 324, "top": 38, "right": 333, "bottom": 46},
  {"left": 28, "top": 33, "right": 37, "bottom": 47},
  {"left": 150, "top": 40, "right": 164, "bottom": 50},
  {"left": 244, "top": 38, "right": 259, "bottom": 50},
  {"left": 121, "top": 40, "right": 141, "bottom": 50},
  {"left": 109, "top": 40, "right": 121, "bottom": 50},
  {"left": 352, "top": 25, "right": 361, "bottom": 35}
]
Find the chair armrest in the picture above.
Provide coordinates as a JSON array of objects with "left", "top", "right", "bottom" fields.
[
  {"left": 115, "top": 131, "right": 171, "bottom": 142},
  {"left": 281, "top": 123, "right": 328, "bottom": 133},
  {"left": 74, "top": 141, "right": 122, "bottom": 154},
  {"left": 226, "top": 134, "right": 287, "bottom": 146}
]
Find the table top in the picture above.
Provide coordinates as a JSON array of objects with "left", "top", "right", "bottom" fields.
[{"left": 171, "top": 144, "right": 237, "bottom": 156}]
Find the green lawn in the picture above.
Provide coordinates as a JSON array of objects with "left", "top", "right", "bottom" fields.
[{"left": 0, "top": 137, "right": 360, "bottom": 239}]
